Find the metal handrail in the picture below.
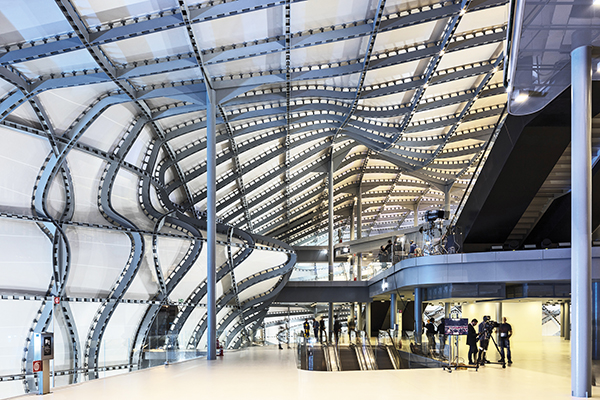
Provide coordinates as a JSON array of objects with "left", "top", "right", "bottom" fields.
[
  {"left": 379, "top": 330, "right": 402, "bottom": 369},
  {"left": 322, "top": 343, "right": 333, "bottom": 371},
  {"left": 325, "top": 342, "right": 341, "bottom": 371},
  {"left": 350, "top": 342, "right": 368, "bottom": 371},
  {"left": 358, "top": 331, "right": 378, "bottom": 370}
]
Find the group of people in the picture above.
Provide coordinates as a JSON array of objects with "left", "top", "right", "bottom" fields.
[
  {"left": 378, "top": 239, "right": 420, "bottom": 262},
  {"left": 302, "top": 316, "right": 347, "bottom": 343},
  {"left": 467, "top": 316, "right": 513, "bottom": 366},
  {"left": 424, "top": 317, "right": 447, "bottom": 355}
]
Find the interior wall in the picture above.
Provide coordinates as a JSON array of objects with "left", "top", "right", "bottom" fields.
[
  {"left": 461, "top": 301, "right": 542, "bottom": 342},
  {"left": 503, "top": 301, "right": 542, "bottom": 342},
  {"left": 455, "top": 301, "right": 543, "bottom": 362}
]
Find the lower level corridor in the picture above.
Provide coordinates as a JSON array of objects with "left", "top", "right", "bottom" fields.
[{"left": 13, "top": 337, "right": 598, "bottom": 400}]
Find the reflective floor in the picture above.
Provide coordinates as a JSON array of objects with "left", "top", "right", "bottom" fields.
[{"left": 13, "top": 337, "right": 598, "bottom": 399}]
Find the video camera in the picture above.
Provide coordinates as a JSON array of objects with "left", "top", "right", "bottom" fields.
[
  {"left": 425, "top": 209, "right": 445, "bottom": 222},
  {"left": 481, "top": 316, "right": 499, "bottom": 333}
]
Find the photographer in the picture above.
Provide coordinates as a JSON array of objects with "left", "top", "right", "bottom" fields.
[
  {"left": 477, "top": 316, "right": 495, "bottom": 365},
  {"left": 498, "top": 317, "right": 513, "bottom": 365}
]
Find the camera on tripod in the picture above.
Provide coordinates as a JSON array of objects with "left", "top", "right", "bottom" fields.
[{"left": 481, "top": 316, "right": 499, "bottom": 333}]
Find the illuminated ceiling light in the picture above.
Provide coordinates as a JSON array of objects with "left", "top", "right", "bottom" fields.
[
  {"left": 439, "top": 50, "right": 445, "bottom": 56},
  {"left": 460, "top": 8, "right": 466, "bottom": 15}
]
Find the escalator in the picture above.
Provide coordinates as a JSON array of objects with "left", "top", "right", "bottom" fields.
[
  {"left": 374, "top": 345, "right": 395, "bottom": 369},
  {"left": 298, "top": 343, "right": 327, "bottom": 371},
  {"left": 338, "top": 345, "right": 361, "bottom": 370}
]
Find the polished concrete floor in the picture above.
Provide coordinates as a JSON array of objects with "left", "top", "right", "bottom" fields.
[{"left": 12, "top": 337, "right": 598, "bottom": 399}]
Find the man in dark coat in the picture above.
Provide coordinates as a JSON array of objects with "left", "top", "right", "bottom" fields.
[
  {"left": 498, "top": 317, "right": 513, "bottom": 364},
  {"left": 425, "top": 318, "right": 437, "bottom": 355},
  {"left": 333, "top": 317, "right": 341, "bottom": 344},
  {"left": 466, "top": 318, "right": 478, "bottom": 365}
]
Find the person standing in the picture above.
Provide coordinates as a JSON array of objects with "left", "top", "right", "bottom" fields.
[
  {"left": 312, "top": 318, "right": 319, "bottom": 341},
  {"left": 477, "top": 316, "right": 492, "bottom": 365},
  {"left": 498, "top": 317, "right": 513, "bottom": 364},
  {"left": 409, "top": 240, "right": 417, "bottom": 255},
  {"left": 319, "top": 318, "right": 326, "bottom": 342},
  {"left": 333, "top": 317, "right": 341, "bottom": 344},
  {"left": 466, "top": 318, "right": 478, "bottom": 365},
  {"left": 425, "top": 318, "right": 437, "bottom": 355},
  {"left": 303, "top": 318, "right": 310, "bottom": 339},
  {"left": 347, "top": 316, "right": 356, "bottom": 341},
  {"left": 438, "top": 318, "right": 446, "bottom": 355},
  {"left": 380, "top": 240, "right": 392, "bottom": 262}
]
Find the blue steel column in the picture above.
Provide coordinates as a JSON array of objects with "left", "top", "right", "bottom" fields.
[
  {"left": 414, "top": 288, "right": 423, "bottom": 345},
  {"left": 328, "top": 154, "right": 334, "bottom": 337},
  {"left": 571, "top": 41, "right": 592, "bottom": 397},
  {"left": 328, "top": 154, "right": 334, "bottom": 281},
  {"left": 357, "top": 186, "right": 362, "bottom": 280},
  {"left": 390, "top": 293, "right": 397, "bottom": 329},
  {"left": 593, "top": 282, "right": 600, "bottom": 360},
  {"left": 356, "top": 186, "right": 362, "bottom": 331},
  {"left": 206, "top": 88, "right": 217, "bottom": 360}
]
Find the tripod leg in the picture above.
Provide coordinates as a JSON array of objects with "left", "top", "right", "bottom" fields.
[{"left": 490, "top": 336, "right": 506, "bottom": 368}]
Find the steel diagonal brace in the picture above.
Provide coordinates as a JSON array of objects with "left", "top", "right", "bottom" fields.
[{"left": 383, "top": 0, "right": 473, "bottom": 152}]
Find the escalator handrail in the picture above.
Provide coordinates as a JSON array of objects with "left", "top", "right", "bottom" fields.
[
  {"left": 349, "top": 342, "right": 368, "bottom": 371},
  {"left": 322, "top": 343, "right": 332, "bottom": 371},
  {"left": 379, "top": 330, "right": 402, "bottom": 369},
  {"left": 357, "top": 331, "right": 378, "bottom": 370},
  {"left": 324, "top": 342, "right": 341, "bottom": 371}
]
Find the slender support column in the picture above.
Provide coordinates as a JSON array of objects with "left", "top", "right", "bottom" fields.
[
  {"left": 390, "top": 293, "right": 397, "bottom": 329},
  {"left": 357, "top": 187, "right": 362, "bottom": 239},
  {"left": 571, "top": 42, "right": 592, "bottom": 398},
  {"left": 561, "top": 302, "right": 566, "bottom": 338},
  {"left": 328, "top": 154, "right": 334, "bottom": 282},
  {"left": 350, "top": 198, "right": 356, "bottom": 240},
  {"left": 206, "top": 88, "right": 217, "bottom": 360},
  {"left": 365, "top": 302, "right": 372, "bottom": 339},
  {"left": 567, "top": 302, "right": 572, "bottom": 340},
  {"left": 444, "top": 303, "right": 451, "bottom": 318},
  {"left": 357, "top": 187, "right": 363, "bottom": 281},
  {"left": 413, "top": 203, "right": 419, "bottom": 227},
  {"left": 414, "top": 288, "right": 423, "bottom": 344},
  {"left": 593, "top": 282, "right": 600, "bottom": 359},
  {"left": 328, "top": 156, "right": 334, "bottom": 335},
  {"left": 496, "top": 302, "right": 503, "bottom": 343},
  {"left": 329, "top": 302, "right": 334, "bottom": 341},
  {"left": 357, "top": 303, "right": 363, "bottom": 331}
]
